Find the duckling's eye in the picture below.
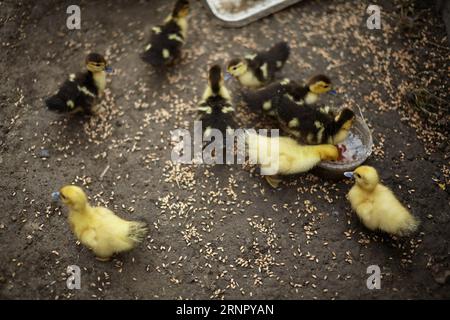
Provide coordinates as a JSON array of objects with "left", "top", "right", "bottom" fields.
[
  {"left": 355, "top": 173, "right": 361, "bottom": 178},
  {"left": 60, "top": 193, "right": 66, "bottom": 199}
]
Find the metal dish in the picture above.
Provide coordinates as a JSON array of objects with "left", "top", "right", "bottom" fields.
[
  {"left": 203, "top": 0, "right": 302, "bottom": 27},
  {"left": 317, "top": 116, "right": 373, "bottom": 178}
]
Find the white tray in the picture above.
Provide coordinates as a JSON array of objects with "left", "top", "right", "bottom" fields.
[{"left": 203, "top": 0, "right": 302, "bottom": 27}]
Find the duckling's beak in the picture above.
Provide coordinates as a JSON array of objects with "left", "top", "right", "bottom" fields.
[
  {"left": 343, "top": 171, "right": 354, "bottom": 178},
  {"left": 105, "top": 66, "right": 113, "bottom": 73},
  {"left": 328, "top": 89, "right": 337, "bottom": 95},
  {"left": 51, "top": 191, "right": 61, "bottom": 201},
  {"left": 224, "top": 72, "right": 232, "bottom": 81}
]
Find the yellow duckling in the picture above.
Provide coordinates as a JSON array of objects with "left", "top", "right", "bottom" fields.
[
  {"left": 53, "top": 185, "right": 148, "bottom": 261},
  {"left": 247, "top": 132, "right": 339, "bottom": 187},
  {"left": 344, "top": 166, "right": 420, "bottom": 236}
]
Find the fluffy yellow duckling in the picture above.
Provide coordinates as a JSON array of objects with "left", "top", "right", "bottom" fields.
[
  {"left": 345, "top": 166, "right": 420, "bottom": 236},
  {"left": 53, "top": 186, "right": 148, "bottom": 261},
  {"left": 247, "top": 132, "right": 339, "bottom": 187}
]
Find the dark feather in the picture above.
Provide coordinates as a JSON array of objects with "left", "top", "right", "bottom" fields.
[
  {"left": 198, "top": 96, "right": 235, "bottom": 135},
  {"left": 246, "top": 41, "right": 290, "bottom": 83},
  {"left": 45, "top": 72, "right": 98, "bottom": 114},
  {"left": 141, "top": 20, "right": 184, "bottom": 67},
  {"left": 242, "top": 79, "right": 299, "bottom": 115},
  {"left": 277, "top": 98, "right": 355, "bottom": 144}
]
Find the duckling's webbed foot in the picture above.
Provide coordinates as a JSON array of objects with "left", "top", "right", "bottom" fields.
[
  {"left": 95, "top": 256, "right": 111, "bottom": 262},
  {"left": 265, "top": 175, "right": 282, "bottom": 188}
]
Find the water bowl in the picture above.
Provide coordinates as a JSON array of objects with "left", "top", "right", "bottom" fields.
[{"left": 316, "top": 116, "right": 373, "bottom": 178}]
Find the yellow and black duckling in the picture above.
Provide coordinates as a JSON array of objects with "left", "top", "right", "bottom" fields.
[
  {"left": 197, "top": 65, "right": 235, "bottom": 139},
  {"left": 226, "top": 41, "right": 290, "bottom": 88},
  {"left": 46, "top": 53, "right": 112, "bottom": 114},
  {"left": 345, "top": 166, "right": 420, "bottom": 236},
  {"left": 141, "top": 0, "right": 189, "bottom": 67},
  {"left": 242, "top": 75, "right": 335, "bottom": 116},
  {"left": 247, "top": 132, "right": 339, "bottom": 188},
  {"left": 277, "top": 98, "right": 355, "bottom": 144}
]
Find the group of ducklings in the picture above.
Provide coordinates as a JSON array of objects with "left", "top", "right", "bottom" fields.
[{"left": 46, "top": 0, "right": 419, "bottom": 261}]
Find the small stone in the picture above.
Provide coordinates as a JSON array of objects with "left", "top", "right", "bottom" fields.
[{"left": 40, "top": 149, "right": 50, "bottom": 158}]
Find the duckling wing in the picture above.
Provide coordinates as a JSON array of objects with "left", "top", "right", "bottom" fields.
[
  {"left": 261, "top": 41, "right": 290, "bottom": 76},
  {"left": 247, "top": 134, "right": 316, "bottom": 175},
  {"left": 285, "top": 82, "right": 309, "bottom": 103},
  {"left": 198, "top": 97, "right": 235, "bottom": 136},
  {"left": 46, "top": 72, "right": 97, "bottom": 113},
  {"left": 279, "top": 144, "right": 323, "bottom": 174},
  {"left": 354, "top": 202, "right": 377, "bottom": 231},
  {"left": 347, "top": 186, "right": 379, "bottom": 230},
  {"left": 372, "top": 186, "right": 419, "bottom": 235},
  {"left": 79, "top": 228, "right": 99, "bottom": 250},
  {"left": 88, "top": 207, "right": 135, "bottom": 249},
  {"left": 46, "top": 82, "right": 78, "bottom": 113},
  {"left": 277, "top": 98, "right": 334, "bottom": 144},
  {"left": 242, "top": 82, "right": 287, "bottom": 115},
  {"left": 142, "top": 21, "right": 184, "bottom": 66},
  {"left": 249, "top": 42, "right": 290, "bottom": 82}
]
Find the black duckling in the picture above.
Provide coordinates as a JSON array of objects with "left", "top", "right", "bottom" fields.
[
  {"left": 45, "top": 53, "right": 112, "bottom": 114},
  {"left": 141, "top": 0, "right": 189, "bottom": 67},
  {"left": 226, "top": 41, "right": 290, "bottom": 88},
  {"left": 197, "top": 65, "right": 235, "bottom": 140},
  {"left": 277, "top": 98, "right": 355, "bottom": 144},
  {"left": 242, "top": 75, "right": 336, "bottom": 117}
]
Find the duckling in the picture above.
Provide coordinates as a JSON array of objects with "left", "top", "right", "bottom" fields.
[
  {"left": 53, "top": 185, "right": 148, "bottom": 261},
  {"left": 242, "top": 75, "right": 335, "bottom": 117},
  {"left": 295, "top": 74, "right": 336, "bottom": 106},
  {"left": 246, "top": 132, "right": 339, "bottom": 188},
  {"left": 141, "top": 0, "right": 189, "bottom": 67},
  {"left": 197, "top": 65, "right": 235, "bottom": 139},
  {"left": 45, "top": 53, "right": 112, "bottom": 114},
  {"left": 241, "top": 78, "right": 295, "bottom": 116},
  {"left": 277, "top": 99, "right": 356, "bottom": 144},
  {"left": 344, "top": 166, "right": 420, "bottom": 236},
  {"left": 227, "top": 41, "right": 290, "bottom": 88}
]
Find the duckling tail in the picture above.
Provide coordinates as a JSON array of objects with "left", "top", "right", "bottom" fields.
[
  {"left": 208, "top": 65, "right": 223, "bottom": 95},
  {"left": 335, "top": 108, "right": 355, "bottom": 126},
  {"left": 128, "top": 221, "right": 148, "bottom": 243},
  {"left": 399, "top": 215, "right": 420, "bottom": 236},
  {"left": 141, "top": 50, "right": 167, "bottom": 67},
  {"left": 270, "top": 41, "right": 290, "bottom": 68},
  {"left": 46, "top": 96, "right": 67, "bottom": 113}
]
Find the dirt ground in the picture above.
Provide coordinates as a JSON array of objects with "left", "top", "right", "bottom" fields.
[{"left": 0, "top": 0, "right": 449, "bottom": 300}]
